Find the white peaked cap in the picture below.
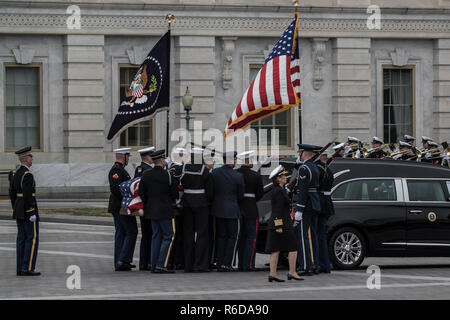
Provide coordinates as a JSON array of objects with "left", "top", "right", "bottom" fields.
[
  {"left": 333, "top": 142, "right": 345, "bottom": 150},
  {"left": 422, "top": 136, "right": 433, "bottom": 142},
  {"left": 237, "top": 150, "right": 255, "bottom": 159},
  {"left": 404, "top": 134, "right": 415, "bottom": 141},
  {"left": 113, "top": 148, "right": 131, "bottom": 154},
  {"left": 174, "top": 147, "right": 187, "bottom": 154},
  {"left": 138, "top": 146, "right": 155, "bottom": 154},
  {"left": 191, "top": 147, "right": 204, "bottom": 154},
  {"left": 399, "top": 141, "right": 412, "bottom": 148},
  {"left": 347, "top": 136, "right": 360, "bottom": 142},
  {"left": 373, "top": 136, "right": 383, "bottom": 144},
  {"left": 269, "top": 165, "right": 287, "bottom": 179}
]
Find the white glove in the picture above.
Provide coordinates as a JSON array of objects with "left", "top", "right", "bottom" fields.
[
  {"left": 294, "top": 211, "right": 303, "bottom": 221},
  {"left": 29, "top": 215, "right": 36, "bottom": 222}
]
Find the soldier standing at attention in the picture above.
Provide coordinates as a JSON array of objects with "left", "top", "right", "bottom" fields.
[
  {"left": 138, "top": 150, "right": 178, "bottom": 273},
  {"left": 207, "top": 151, "right": 244, "bottom": 272},
  {"left": 108, "top": 148, "right": 135, "bottom": 271},
  {"left": 180, "top": 147, "right": 211, "bottom": 272},
  {"left": 134, "top": 146, "right": 155, "bottom": 271},
  {"left": 236, "top": 151, "right": 264, "bottom": 272},
  {"left": 314, "top": 151, "right": 334, "bottom": 273},
  {"left": 293, "top": 144, "right": 321, "bottom": 276},
  {"left": 10, "top": 147, "right": 40, "bottom": 276}
]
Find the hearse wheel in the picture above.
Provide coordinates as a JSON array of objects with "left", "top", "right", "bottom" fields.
[{"left": 329, "top": 227, "right": 366, "bottom": 270}]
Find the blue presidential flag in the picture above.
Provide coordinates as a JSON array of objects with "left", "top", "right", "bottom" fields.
[{"left": 107, "top": 31, "right": 170, "bottom": 142}]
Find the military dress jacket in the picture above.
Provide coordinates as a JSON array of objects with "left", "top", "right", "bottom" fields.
[
  {"left": 207, "top": 165, "right": 244, "bottom": 219},
  {"left": 315, "top": 160, "right": 335, "bottom": 218},
  {"left": 180, "top": 163, "right": 210, "bottom": 208},
  {"left": 236, "top": 166, "right": 264, "bottom": 219},
  {"left": 295, "top": 159, "right": 321, "bottom": 213},
  {"left": 11, "top": 165, "right": 39, "bottom": 220},
  {"left": 134, "top": 161, "right": 153, "bottom": 178},
  {"left": 138, "top": 166, "right": 178, "bottom": 220},
  {"left": 108, "top": 162, "right": 131, "bottom": 215},
  {"left": 269, "top": 185, "right": 294, "bottom": 230},
  {"left": 366, "top": 149, "right": 386, "bottom": 159}
]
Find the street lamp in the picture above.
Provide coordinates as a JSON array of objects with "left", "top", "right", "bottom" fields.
[{"left": 182, "top": 86, "right": 194, "bottom": 131}]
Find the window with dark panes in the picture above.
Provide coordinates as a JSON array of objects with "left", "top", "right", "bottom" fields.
[
  {"left": 332, "top": 179, "right": 397, "bottom": 201},
  {"left": 5, "top": 65, "right": 41, "bottom": 150},
  {"left": 383, "top": 67, "right": 414, "bottom": 144},
  {"left": 119, "top": 66, "right": 154, "bottom": 148},
  {"left": 249, "top": 64, "right": 293, "bottom": 147},
  {"left": 407, "top": 180, "right": 445, "bottom": 202}
]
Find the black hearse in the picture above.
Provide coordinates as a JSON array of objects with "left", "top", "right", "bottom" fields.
[{"left": 256, "top": 158, "right": 450, "bottom": 269}]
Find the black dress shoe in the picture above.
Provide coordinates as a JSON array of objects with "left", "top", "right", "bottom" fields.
[
  {"left": 319, "top": 269, "right": 331, "bottom": 274},
  {"left": 268, "top": 276, "right": 285, "bottom": 282},
  {"left": 249, "top": 267, "right": 264, "bottom": 272},
  {"left": 20, "top": 271, "right": 41, "bottom": 276},
  {"left": 287, "top": 273, "right": 304, "bottom": 281},
  {"left": 313, "top": 269, "right": 320, "bottom": 275},
  {"left": 298, "top": 270, "right": 314, "bottom": 276},
  {"left": 116, "top": 262, "right": 132, "bottom": 271},
  {"left": 128, "top": 263, "right": 136, "bottom": 269}
]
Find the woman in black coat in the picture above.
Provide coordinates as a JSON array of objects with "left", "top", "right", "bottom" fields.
[{"left": 266, "top": 165, "right": 303, "bottom": 282}]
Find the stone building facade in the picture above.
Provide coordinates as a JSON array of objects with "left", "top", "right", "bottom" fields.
[{"left": 0, "top": 0, "right": 449, "bottom": 197}]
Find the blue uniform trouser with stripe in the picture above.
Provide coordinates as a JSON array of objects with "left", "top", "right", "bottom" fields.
[
  {"left": 237, "top": 216, "right": 258, "bottom": 270},
  {"left": 151, "top": 218, "right": 175, "bottom": 270},
  {"left": 16, "top": 219, "right": 39, "bottom": 273},
  {"left": 112, "top": 213, "right": 125, "bottom": 269},
  {"left": 118, "top": 215, "right": 138, "bottom": 264},
  {"left": 296, "top": 211, "right": 318, "bottom": 271},
  {"left": 216, "top": 217, "right": 239, "bottom": 268},
  {"left": 317, "top": 214, "right": 332, "bottom": 271}
]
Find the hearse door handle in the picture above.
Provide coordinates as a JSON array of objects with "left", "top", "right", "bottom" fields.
[{"left": 409, "top": 210, "right": 423, "bottom": 215}]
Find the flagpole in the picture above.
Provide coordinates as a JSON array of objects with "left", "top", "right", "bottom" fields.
[{"left": 165, "top": 14, "right": 175, "bottom": 153}]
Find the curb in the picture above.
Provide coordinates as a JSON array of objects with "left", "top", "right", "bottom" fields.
[{"left": 0, "top": 212, "right": 114, "bottom": 226}]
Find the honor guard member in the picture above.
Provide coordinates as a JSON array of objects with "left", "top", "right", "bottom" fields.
[
  {"left": 332, "top": 143, "right": 346, "bottom": 158},
  {"left": 179, "top": 147, "right": 211, "bottom": 272},
  {"left": 393, "top": 141, "right": 412, "bottom": 160},
  {"left": 203, "top": 149, "right": 218, "bottom": 269},
  {"left": 345, "top": 137, "right": 361, "bottom": 158},
  {"left": 11, "top": 147, "right": 40, "bottom": 276},
  {"left": 366, "top": 137, "right": 386, "bottom": 159},
  {"left": 314, "top": 151, "right": 334, "bottom": 273},
  {"left": 134, "top": 146, "right": 155, "bottom": 271},
  {"left": 206, "top": 151, "right": 245, "bottom": 272},
  {"left": 424, "top": 141, "right": 442, "bottom": 164},
  {"left": 138, "top": 150, "right": 178, "bottom": 273},
  {"left": 109, "top": 148, "right": 137, "bottom": 271},
  {"left": 421, "top": 136, "right": 433, "bottom": 151},
  {"left": 293, "top": 144, "right": 321, "bottom": 276},
  {"left": 167, "top": 147, "right": 187, "bottom": 270},
  {"left": 404, "top": 135, "right": 416, "bottom": 147},
  {"left": 236, "top": 151, "right": 264, "bottom": 271}
]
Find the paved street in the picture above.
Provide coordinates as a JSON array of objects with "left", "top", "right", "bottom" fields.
[{"left": 1, "top": 219, "right": 450, "bottom": 300}]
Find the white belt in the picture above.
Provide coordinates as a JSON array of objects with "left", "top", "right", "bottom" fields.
[
  {"left": 244, "top": 193, "right": 255, "bottom": 198},
  {"left": 184, "top": 189, "right": 205, "bottom": 194},
  {"left": 323, "top": 191, "right": 331, "bottom": 196}
]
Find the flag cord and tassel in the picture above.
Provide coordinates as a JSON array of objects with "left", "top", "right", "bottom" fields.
[{"left": 165, "top": 13, "right": 175, "bottom": 153}]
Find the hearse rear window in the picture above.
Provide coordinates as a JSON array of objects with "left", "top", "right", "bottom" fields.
[
  {"left": 407, "top": 180, "right": 445, "bottom": 202},
  {"left": 332, "top": 179, "right": 396, "bottom": 201}
]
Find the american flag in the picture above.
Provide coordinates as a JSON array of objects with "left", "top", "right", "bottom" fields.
[
  {"left": 119, "top": 177, "right": 144, "bottom": 215},
  {"left": 225, "top": 13, "right": 301, "bottom": 137}
]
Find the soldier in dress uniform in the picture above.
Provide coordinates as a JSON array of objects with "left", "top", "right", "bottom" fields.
[
  {"left": 345, "top": 137, "right": 362, "bottom": 158},
  {"left": 167, "top": 147, "right": 187, "bottom": 270},
  {"left": 179, "top": 147, "right": 211, "bottom": 272},
  {"left": 393, "top": 141, "right": 412, "bottom": 160},
  {"left": 314, "top": 151, "right": 334, "bottom": 273},
  {"left": 203, "top": 150, "right": 218, "bottom": 269},
  {"left": 108, "top": 148, "right": 134, "bottom": 271},
  {"left": 331, "top": 142, "right": 345, "bottom": 158},
  {"left": 293, "top": 144, "right": 321, "bottom": 276},
  {"left": 206, "top": 151, "right": 244, "bottom": 272},
  {"left": 10, "top": 147, "right": 40, "bottom": 276},
  {"left": 404, "top": 135, "right": 416, "bottom": 147},
  {"left": 134, "top": 146, "right": 155, "bottom": 271},
  {"left": 425, "top": 141, "right": 442, "bottom": 164},
  {"left": 236, "top": 151, "right": 264, "bottom": 272},
  {"left": 366, "top": 137, "right": 386, "bottom": 159},
  {"left": 138, "top": 150, "right": 178, "bottom": 273}
]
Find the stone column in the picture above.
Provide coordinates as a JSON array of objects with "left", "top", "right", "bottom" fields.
[
  {"left": 433, "top": 39, "right": 450, "bottom": 141},
  {"left": 63, "top": 35, "right": 105, "bottom": 163},
  {"left": 332, "top": 38, "right": 371, "bottom": 142},
  {"left": 174, "top": 36, "right": 216, "bottom": 138}
]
